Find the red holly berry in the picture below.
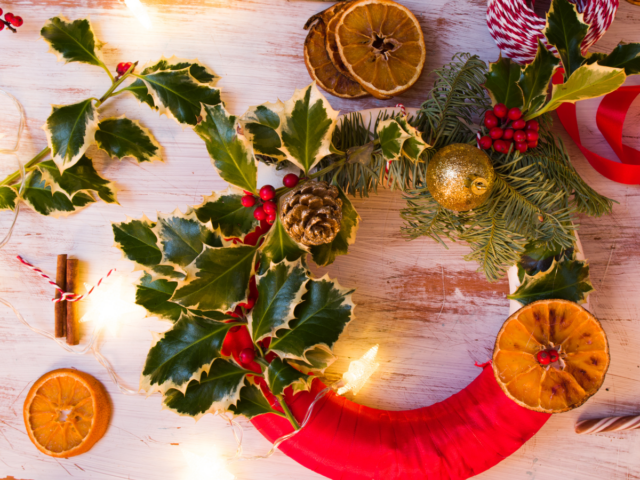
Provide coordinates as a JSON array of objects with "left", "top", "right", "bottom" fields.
[
  {"left": 508, "top": 107, "right": 522, "bottom": 121},
  {"left": 489, "top": 127, "right": 504, "bottom": 140},
  {"left": 484, "top": 114, "right": 499, "bottom": 129},
  {"left": 493, "top": 140, "right": 508, "bottom": 154},
  {"left": 0, "top": 8, "right": 3, "bottom": 16},
  {"left": 266, "top": 212, "right": 276, "bottom": 225},
  {"left": 513, "top": 130, "right": 527, "bottom": 143},
  {"left": 536, "top": 350, "right": 551, "bottom": 365},
  {"left": 479, "top": 136, "right": 492, "bottom": 150},
  {"left": 493, "top": 103, "right": 507, "bottom": 119},
  {"left": 512, "top": 119, "right": 526, "bottom": 130},
  {"left": 11, "top": 15, "right": 22, "bottom": 27},
  {"left": 263, "top": 201, "right": 276, "bottom": 215},
  {"left": 0, "top": 22, "right": 4, "bottom": 32},
  {"left": 526, "top": 131, "right": 539, "bottom": 142},
  {"left": 239, "top": 348, "right": 256, "bottom": 365},
  {"left": 4, "top": 13, "right": 14, "bottom": 24},
  {"left": 549, "top": 349, "right": 559, "bottom": 363},
  {"left": 503, "top": 128, "right": 514, "bottom": 140},
  {"left": 283, "top": 173, "right": 299, "bottom": 188},
  {"left": 526, "top": 120, "right": 539, "bottom": 132},
  {"left": 259, "top": 185, "right": 276, "bottom": 201},
  {"left": 241, "top": 195, "right": 256, "bottom": 208},
  {"left": 527, "top": 139, "right": 539, "bottom": 149},
  {"left": 116, "top": 62, "right": 133, "bottom": 75},
  {"left": 515, "top": 142, "right": 528, "bottom": 153},
  {"left": 253, "top": 206, "right": 267, "bottom": 221}
]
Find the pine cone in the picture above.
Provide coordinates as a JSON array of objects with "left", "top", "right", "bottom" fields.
[{"left": 280, "top": 181, "right": 342, "bottom": 246}]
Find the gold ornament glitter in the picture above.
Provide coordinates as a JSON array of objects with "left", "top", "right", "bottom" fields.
[{"left": 426, "top": 144, "right": 495, "bottom": 212}]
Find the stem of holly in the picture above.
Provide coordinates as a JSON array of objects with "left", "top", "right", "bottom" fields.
[
  {"left": 277, "top": 395, "right": 300, "bottom": 430},
  {"left": 96, "top": 62, "right": 137, "bottom": 107},
  {"left": 0, "top": 147, "right": 51, "bottom": 186},
  {"left": 275, "top": 157, "right": 348, "bottom": 197},
  {"left": 1, "top": 19, "right": 16, "bottom": 33}
]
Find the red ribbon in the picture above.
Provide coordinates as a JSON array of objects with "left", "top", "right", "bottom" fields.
[{"left": 557, "top": 85, "right": 640, "bottom": 185}]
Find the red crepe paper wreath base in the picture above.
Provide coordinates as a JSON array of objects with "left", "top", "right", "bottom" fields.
[{"left": 251, "top": 365, "right": 550, "bottom": 480}]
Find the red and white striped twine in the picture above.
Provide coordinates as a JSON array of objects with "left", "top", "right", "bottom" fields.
[
  {"left": 395, "top": 103, "right": 407, "bottom": 116},
  {"left": 16, "top": 255, "right": 115, "bottom": 303},
  {"left": 576, "top": 414, "right": 640, "bottom": 435}
]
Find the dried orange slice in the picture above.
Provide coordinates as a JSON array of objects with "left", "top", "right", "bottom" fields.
[
  {"left": 493, "top": 299, "right": 609, "bottom": 413},
  {"left": 325, "top": 4, "right": 356, "bottom": 79},
  {"left": 304, "top": 7, "right": 368, "bottom": 99},
  {"left": 23, "top": 368, "right": 111, "bottom": 457},
  {"left": 335, "top": 0, "right": 426, "bottom": 99}
]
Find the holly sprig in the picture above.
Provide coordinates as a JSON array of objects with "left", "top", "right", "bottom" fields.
[{"left": 0, "top": 7, "right": 23, "bottom": 33}]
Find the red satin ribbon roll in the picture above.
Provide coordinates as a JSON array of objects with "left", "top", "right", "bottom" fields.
[
  {"left": 557, "top": 85, "right": 640, "bottom": 185},
  {"left": 251, "top": 366, "right": 550, "bottom": 480}
]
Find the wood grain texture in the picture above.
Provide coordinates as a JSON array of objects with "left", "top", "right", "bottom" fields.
[{"left": 0, "top": 1, "right": 639, "bottom": 479}]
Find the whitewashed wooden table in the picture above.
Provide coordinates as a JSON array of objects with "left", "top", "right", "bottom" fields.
[{"left": 1, "top": 1, "right": 640, "bottom": 479}]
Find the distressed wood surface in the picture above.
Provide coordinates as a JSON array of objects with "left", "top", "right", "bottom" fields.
[{"left": 1, "top": 0, "right": 640, "bottom": 479}]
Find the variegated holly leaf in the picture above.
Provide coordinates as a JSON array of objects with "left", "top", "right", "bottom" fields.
[
  {"left": 377, "top": 119, "right": 411, "bottom": 161},
  {"left": 40, "top": 17, "right": 105, "bottom": 68},
  {"left": 124, "top": 57, "right": 216, "bottom": 109},
  {"left": 135, "top": 68, "right": 221, "bottom": 126},
  {"left": 21, "top": 170, "right": 94, "bottom": 217},
  {"left": 508, "top": 259, "right": 594, "bottom": 306},
  {"left": 249, "top": 260, "right": 309, "bottom": 343},
  {"left": 396, "top": 116, "right": 429, "bottom": 161},
  {"left": 518, "top": 39, "right": 560, "bottom": 115},
  {"left": 152, "top": 210, "right": 222, "bottom": 270},
  {"left": 150, "top": 264, "right": 186, "bottom": 280},
  {"left": 171, "top": 244, "right": 257, "bottom": 311},
  {"left": 257, "top": 216, "right": 308, "bottom": 275},
  {"left": 95, "top": 117, "right": 161, "bottom": 163},
  {"left": 112, "top": 216, "right": 162, "bottom": 268},
  {"left": 0, "top": 186, "right": 18, "bottom": 211},
  {"left": 266, "top": 357, "right": 313, "bottom": 396},
  {"left": 534, "top": 64, "right": 626, "bottom": 118},
  {"left": 141, "top": 312, "right": 237, "bottom": 395},
  {"left": 195, "top": 104, "right": 258, "bottom": 194},
  {"left": 278, "top": 83, "right": 339, "bottom": 173},
  {"left": 239, "top": 101, "right": 286, "bottom": 158},
  {"left": 287, "top": 347, "right": 337, "bottom": 374},
  {"left": 544, "top": 0, "right": 588, "bottom": 77},
  {"left": 136, "top": 272, "right": 185, "bottom": 322},
  {"left": 484, "top": 55, "right": 524, "bottom": 108},
  {"left": 229, "top": 383, "right": 282, "bottom": 419},
  {"left": 45, "top": 99, "right": 99, "bottom": 172},
  {"left": 595, "top": 42, "right": 640, "bottom": 76},
  {"left": 38, "top": 155, "right": 117, "bottom": 204},
  {"left": 191, "top": 187, "right": 258, "bottom": 238},
  {"left": 163, "top": 358, "right": 250, "bottom": 419},
  {"left": 268, "top": 276, "right": 355, "bottom": 363},
  {"left": 310, "top": 187, "right": 360, "bottom": 267}
]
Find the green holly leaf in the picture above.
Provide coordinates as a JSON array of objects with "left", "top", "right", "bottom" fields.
[
  {"left": 518, "top": 39, "right": 560, "bottom": 115},
  {"left": 0, "top": 186, "right": 18, "bottom": 211},
  {"left": 152, "top": 210, "right": 222, "bottom": 270},
  {"left": 191, "top": 187, "right": 258, "bottom": 238},
  {"left": 377, "top": 119, "right": 411, "bottom": 161},
  {"left": 38, "top": 155, "right": 117, "bottom": 205},
  {"left": 278, "top": 83, "right": 339, "bottom": 173},
  {"left": 112, "top": 216, "right": 161, "bottom": 268},
  {"left": 41, "top": 17, "right": 105, "bottom": 68},
  {"left": 135, "top": 68, "right": 221, "bottom": 126},
  {"left": 310, "top": 187, "right": 360, "bottom": 267},
  {"left": 229, "top": 383, "right": 283, "bottom": 419},
  {"left": 595, "top": 43, "right": 640, "bottom": 76},
  {"left": 195, "top": 104, "right": 258, "bottom": 194},
  {"left": 250, "top": 260, "right": 309, "bottom": 343},
  {"left": 287, "top": 347, "right": 337, "bottom": 374},
  {"left": 268, "top": 277, "right": 355, "bottom": 363},
  {"left": 517, "top": 241, "right": 573, "bottom": 281},
  {"left": 171, "top": 244, "right": 257, "bottom": 311},
  {"left": 534, "top": 64, "right": 626, "bottom": 118},
  {"left": 266, "top": 357, "right": 312, "bottom": 396},
  {"left": 141, "top": 312, "right": 236, "bottom": 395},
  {"left": 239, "top": 101, "right": 286, "bottom": 158},
  {"left": 136, "top": 272, "right": 185, "bottom": 322},
  {"left": 544, "top": 0, "right": 588, "bottom": 77},
  {"left": 163, "top": 358, "right": 250, "bottom": 419},
  {"left": 508, "top": 259, "right": 594, "bottom": 306},
  {"left": 44, "top": 99, "right": 99, "bottom": 172},
  {"left": 124, "top": 57, "right": 216, "bottom": 109},
  {"left": 257, "top": 216, "right": 308, "bottom": 275},
  {"left": 21, "top": 170, "right": 94, "bottom": 217},
  {"left": 484, "top": 55, "right": 524, "bottom": 108},
  {"left": 95, "top": 117, "right": 161, "bottom": 163},
  {"left": 395, "top": 116, "right": 429, "bottom": 161}
]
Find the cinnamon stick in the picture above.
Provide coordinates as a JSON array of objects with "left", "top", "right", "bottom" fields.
[
  {"left": 66, "top": 259, "right": 79, "bottom": 345},
  {"left": 54, "top": 254, "right": 67, "bottom": 338}
]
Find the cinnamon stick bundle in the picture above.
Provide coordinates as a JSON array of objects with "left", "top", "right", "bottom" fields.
[
  {"left": 66, "top": 259, "right": 79, "bottom": 345},
  {"left": 54, "top": 254, "right": 67, "bottom": 338}
]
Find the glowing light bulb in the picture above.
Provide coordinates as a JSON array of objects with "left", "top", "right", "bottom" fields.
[
  {"left": 125, "top": 0, "right": 152, "bottom": 30},
  {"left": 182, "top": 448, "right": 235, "bottom": 480},
  {"left": 337, "top": 345, "right": 380, "bottom": 396},
  {"left": 80, "top": 275, "right": 143, "bottom": 332}
]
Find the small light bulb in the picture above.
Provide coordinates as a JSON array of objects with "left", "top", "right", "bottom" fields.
[
  {"left": 182, "top": 448, "right": 235, "bottom": 480},
  {"left": 337, "top": 345, "right": 380, "bottom": 396},
  {"left": 80, "top": 275, "right": 143, "bottom": 333},
  {"left": 125, "top": 0, "right": 153, "bottom": 30}
]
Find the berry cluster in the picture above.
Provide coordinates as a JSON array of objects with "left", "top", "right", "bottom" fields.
[
  {"left": 0, "top": 8, "right": 23, "bottom": 33},
  {"left": 536, "top": 349, "right": 559, "bottom": 366},
  {"left": 478, "top": 104, "right": 539, "bottom": 154},
  {"left": 241, "top": 173, "right": 300, "bottom": 225},
  {"left": 116, "top": 62, "right": 135, "bottom": 78}
]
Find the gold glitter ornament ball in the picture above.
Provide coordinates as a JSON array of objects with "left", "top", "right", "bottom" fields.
[{"left": 426, "top": 144, "right": 495, "bottom": 212}]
